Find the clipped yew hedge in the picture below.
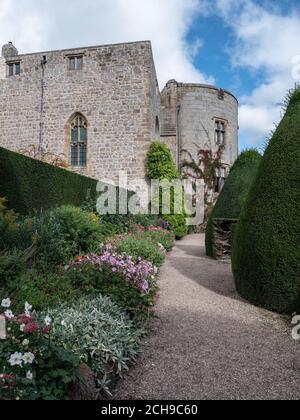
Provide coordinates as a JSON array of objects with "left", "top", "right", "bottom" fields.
[
  {"left": 205, "top": 150, "right": 262, "bottom": 258},
  {"left": 0, "top": 147, "right": 97, "bottom": 214},
  {"left": 232, "top": 89, "right": 300, "bottom": 313}
]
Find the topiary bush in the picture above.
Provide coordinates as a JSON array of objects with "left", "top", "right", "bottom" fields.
[
  {"left": 206, "top": 150, "right": 262, "bottom": 258},
  {"left": 146, "top": 142, "right": 187, "bottom": 239},
  {"left": 232, "top": 88, "right": 300, "bottom": 313}
]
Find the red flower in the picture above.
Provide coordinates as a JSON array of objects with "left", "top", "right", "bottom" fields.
[
  {"left": 18, "top": 314, "right": 34, "bottom": 325},
  {"left": 23, "top": 323, "right": 40, "bottom": 334}
]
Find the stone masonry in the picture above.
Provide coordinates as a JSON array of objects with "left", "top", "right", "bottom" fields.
[
  {"left": 0, "top": 41, "right": 238, "bottom": 197},
  {"left": 0, "top": 41, "right": 159, "bottom": 183}
]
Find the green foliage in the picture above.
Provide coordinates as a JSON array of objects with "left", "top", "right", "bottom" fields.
[
  {"left": 0, "top": 252, "right": 26, "bottom": 290},
  {"left": 146, "top": 142, "right": 179, "bottom": 181},
  {"left": 100, "top": 214, "right": 134, "bottom": 234},
  {"left": 131, "top": 214, "right": 162, "bottom": 228},
  {"left": 47, "top": 295, "right": 143, "bottom": 395},
  {"left": 146, "top": 142, "right": 187, "bottom": 239},
  {"left": 164, "top": 214, "right": 188, "bottom": 239},
  {"left": 115, "top": 236, "right": 165, "bottom": 267},
  {"left": 0, "top": 147, "right": 97, "bottom": 215},
  {"left": 232, "top": 88, "right": 300, "bottom": 313},
  {"left": 36, "top": 206, "right": 102, "bottom": 266},
  {"left": 206, "top": 150, "right": 262, "bottom": 258},
  {"left": 1, "top": 269, "right": 80, "bottom": 313},
  {"left": 138, "top": 230, "right": 175, "bottom": 252}
]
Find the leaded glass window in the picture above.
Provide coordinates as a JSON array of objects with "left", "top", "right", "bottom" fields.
[
  {"left": 70, "top": 114, "right": 87, "bottom": 167},
  {"left": 69, "top": 56, "right": 83, "bottom": 71},
  {"left": 215, "top": 121, "right": 226, "bottom": 145}
]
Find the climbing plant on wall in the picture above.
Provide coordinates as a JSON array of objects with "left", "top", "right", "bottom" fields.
[
  {"left": 18, "top": 145, "right": 69, "bottom": 169},
  {"left": 181, "top": 145, "right": 225, "bottom": 227}
]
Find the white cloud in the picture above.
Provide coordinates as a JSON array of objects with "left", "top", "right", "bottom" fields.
[
  {"left": 0, "top": 0, "right": 214, "bottom": 87},
  {"left": 215, "top": 0, "right": 300, "bottom": 147}
]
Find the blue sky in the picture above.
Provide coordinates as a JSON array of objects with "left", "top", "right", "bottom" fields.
[{"left": 1, "top": 0, "right": 300, "bottom": 151}]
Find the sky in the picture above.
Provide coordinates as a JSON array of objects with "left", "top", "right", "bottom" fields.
[{"left": 1, "top": 0, "right": 300, "bottom": 151}]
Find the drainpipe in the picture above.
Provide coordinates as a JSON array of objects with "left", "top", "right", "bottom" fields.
[
  {"left": 176, "top": 105, "right": 181, "bottom": 171},
  {"left": 38, "top": 55, "right": 47, "bottom": 158}
]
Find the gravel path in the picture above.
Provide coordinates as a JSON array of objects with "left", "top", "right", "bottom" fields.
[{"left": 114, "top": 234, "right": 300, "bottom": 400}]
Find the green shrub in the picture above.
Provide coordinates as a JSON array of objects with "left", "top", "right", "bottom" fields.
[
  {"left": 2, "top": 269, "right": 81, "bottom": 312},
  {"left": 100, "top": 214, "right": 134, "bottom": 233},
  {"left": 164, "top": 214, "right": 188, "bottom": 239},
  {"left": 0, "top": 252, "right": 26, "bottom": 290},
  {"left": 146, "top": 142, "right": 187, "bottom": 239},
  {"left": 115, "top": 236, "right": 165, "bottom": 267},
  {"left": 206, "top": 150, "right": 262, "bottom": 258},
  {"left": 131, "top": 214, "right": 162, "bottom": 228},
  {"left": 36, "top": 206, "right": 102, "bottom": 266},
  {"left": 139, "top": 230, "right": 175, "bottom": 252},
  {"left": 232, "top": 88, "right": 300, "bottom": 313},
  {"left": 0, "top": 147, "right": 98, "bottom": 215},
  {"left": 47, "top": 295, "right": 143, "bottom": 395},
  {"left": 146, "top": 142, "right": 179, "bottom": 181}
]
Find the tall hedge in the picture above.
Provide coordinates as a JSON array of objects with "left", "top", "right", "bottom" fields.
[
  {"left": 0, "top": 147, "right": 97, "bottom": 214},
  {"left": 232, "top": 89, "right": 300, "bottom": 313},
  {"left": 205, "top": 150, "right": 262, "bottom": 257}
]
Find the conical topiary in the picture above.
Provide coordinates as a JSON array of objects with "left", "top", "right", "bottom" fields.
[
  {"left": 206, "top": 150, "right": 262, "bottom": 258},
  {"left": 232, "top": 88, "right": 300, "bottom": 313}
]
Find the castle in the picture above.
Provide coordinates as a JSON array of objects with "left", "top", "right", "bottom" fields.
[{"left": 0, "top": 40, "right": 238, "bottom": 197}]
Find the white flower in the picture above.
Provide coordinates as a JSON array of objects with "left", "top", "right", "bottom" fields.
[
  {"left": 24, "top": 302, "right": 32, "bottom": 316},
  {"left": 9, "top": 352, "right": 23, "bottom": 367},
  {"left": 23, "top": 353, "right": 35, "bottom": 365},
  {"left": 22, "top": 339, "right": 30, "bottom": 347},
  {"left": 4, "top": 310, "right": 14, "bottom": 319},
  {"left": 20, "top": 324, "right": 25, "bottom": 332},
  {"left": 26, "top": 371, "right": 33, "bottom": 381},
  {"left": 44, "top": 316, "right": 52, "bottom": 326},
  {"left": 1, "top": 298, "right": 11, "bottom": 309},
  {"left": 61, "top": 320, "right": 66, "bottom": 327}
]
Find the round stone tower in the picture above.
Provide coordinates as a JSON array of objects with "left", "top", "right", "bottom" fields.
[
  {"left": 1, "top": 42, "right": 18, "bottom": 58},
  {"left": 160, "top": 79, "right": 239, "bottom": 227},
  {"left": 160, "top": 80, "right": 238, "bottom": 169}
]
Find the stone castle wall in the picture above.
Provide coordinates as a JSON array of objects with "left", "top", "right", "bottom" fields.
[
  {"left": 0, "top": 41, "right": 160, "bottom": 183},
  {"left": 160, "top": 80, "right": 239, "bottom": 172},
  {"left": 0, "top": 41, "right": 239, "bottom": 203}
]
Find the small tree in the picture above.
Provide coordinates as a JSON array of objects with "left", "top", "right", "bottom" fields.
[
  {"left": 232, "top": 88, "right": 300, "bottom": 313},
  {"left": 146, "top": 142, "right": 188, "bottom": 239},
  {"left": 205, "top": 150, "right": 262, "bottom": 258}
]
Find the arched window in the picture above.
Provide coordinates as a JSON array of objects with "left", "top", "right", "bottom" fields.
[{"left": 70, "top": 114, "right": 87, "bottom": 167}]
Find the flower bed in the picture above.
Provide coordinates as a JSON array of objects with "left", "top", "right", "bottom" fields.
[
  {"left": 65, "top": 244, "right": 158, "bottom": 294},
  {"left": 0, "top": 299, "right": 79, "bottom": 400}
]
